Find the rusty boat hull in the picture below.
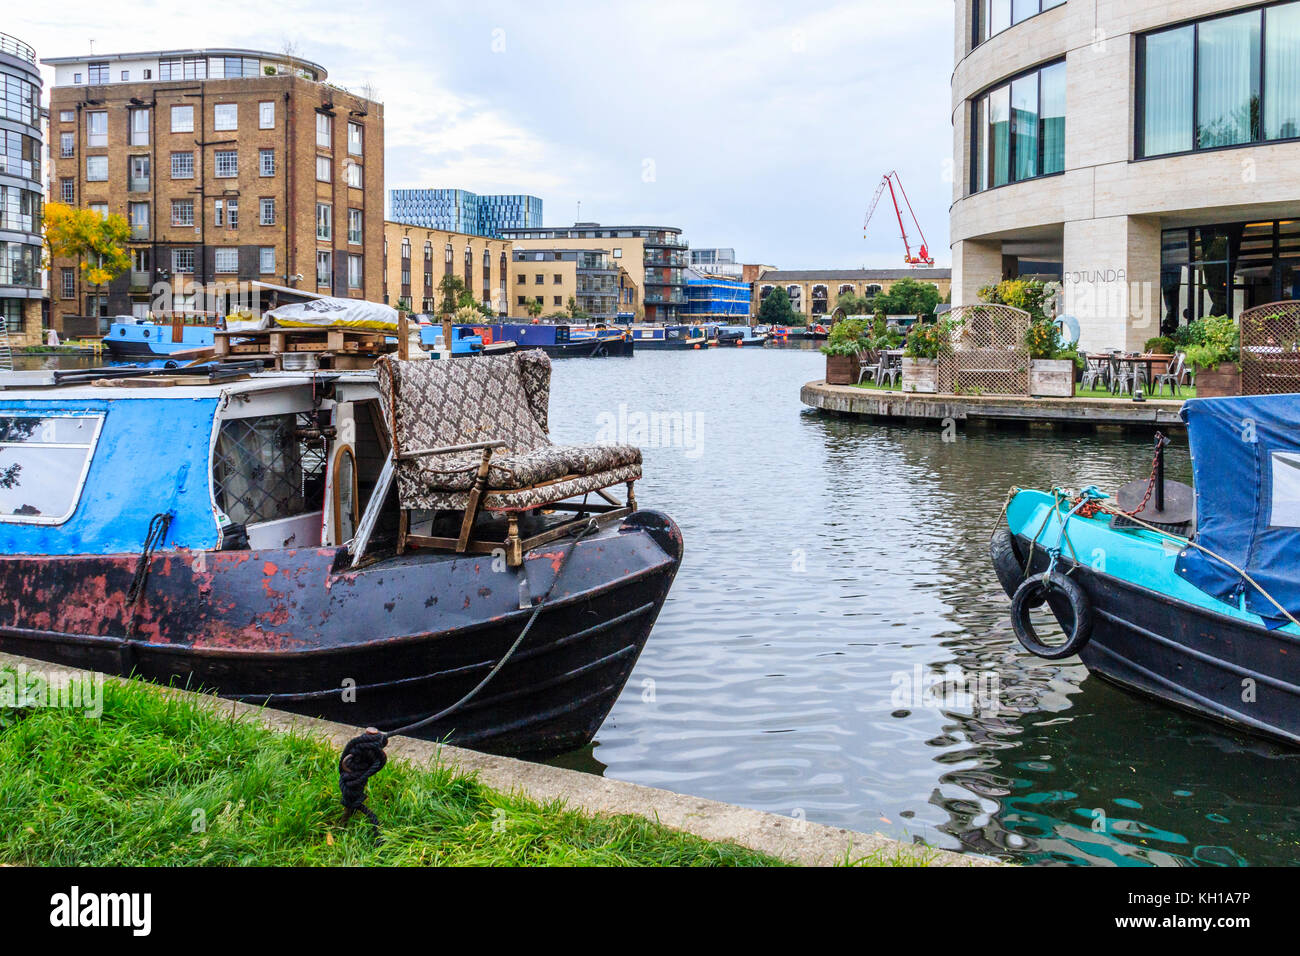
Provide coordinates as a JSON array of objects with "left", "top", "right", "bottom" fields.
[{"left": 0, "top": 510, "right": 683, "bottom": 759}]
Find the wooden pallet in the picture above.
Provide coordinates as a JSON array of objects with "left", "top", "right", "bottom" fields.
[{"left": 212, "top": 326, "right": 395, "bottom": 358}]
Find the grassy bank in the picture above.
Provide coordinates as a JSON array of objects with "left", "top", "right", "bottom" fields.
[{"left": 0, "top": 668, "right": 788, "bottom": 867}]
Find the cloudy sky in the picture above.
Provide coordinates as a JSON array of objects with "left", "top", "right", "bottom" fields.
[{"left": 14, "top": 0, "right": 955, "bottom": 269}]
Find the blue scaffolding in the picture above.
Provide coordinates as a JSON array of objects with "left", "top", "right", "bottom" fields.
[{"left": 683, "top": 277, "right": 751, "bottom": 318}]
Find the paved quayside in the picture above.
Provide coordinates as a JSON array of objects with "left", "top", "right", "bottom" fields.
[{"left": 802, "top": 380, "right": 1186, "bottom": 431}]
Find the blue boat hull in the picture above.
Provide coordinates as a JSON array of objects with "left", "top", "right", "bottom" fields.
[{"left": 999, "top": 490, "right": 1300, "bottom": 747}]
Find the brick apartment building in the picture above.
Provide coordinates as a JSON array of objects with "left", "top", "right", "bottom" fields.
[{"left": 43, "top": 48, "right": 384, "bottom": 332}]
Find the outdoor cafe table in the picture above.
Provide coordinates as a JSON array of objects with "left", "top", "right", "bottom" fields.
[{"left": 1086, "top": 353, "right": 1167, "bottom": 396}]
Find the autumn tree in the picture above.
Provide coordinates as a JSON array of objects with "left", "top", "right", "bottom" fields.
[{"left": 43, "top": 202, "right": 131, "bottom": 316}]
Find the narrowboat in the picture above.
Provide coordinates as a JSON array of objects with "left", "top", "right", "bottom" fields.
[
  {"left": 482, "top": 323, "right": 628, "bottom": 358},
  {"left": 716, "top": 325, "right": 769, "bottom": 347},
  {"left": 416, "top": 322, "right": 517, "bottom": 357},
  {"left": 102, "top": 317, "right": 217, "bottom": 358},
  {"left": 0, "top": 351, "right": 682, "bottom": 758},
  {"left": 569, "top": 326, "right": 635, "bottom": 357},
  {"left": 990, "top": 394, "right": 1300, "bottom": 746},
  {"left": 628, "top": 325, "right": 710, "bottom": 350}
]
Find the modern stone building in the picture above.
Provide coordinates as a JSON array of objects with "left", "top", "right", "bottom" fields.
[
  {"left": 43, "top": 47, "right": 385, "bottom": 332},
  {"left": 752, "top": 269, "right": 952, "bottom": 319},
  {"left": 951, "top": 0, "right": 1300, "bottom": 351},
  {"left": 0, "top": 32, "right": 43, "bottom": 345},
  {"left": 501, "top": 223, "right": 687, "bottom": 322},
  {"left": 382, "top": 221, "right": 511, "bottom": 315}
]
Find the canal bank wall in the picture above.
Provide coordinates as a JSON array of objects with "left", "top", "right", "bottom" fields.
[
  {"left": 0, "top": 652, "right": 997, "bottom": 867},
  {"left": 801, "top": 380, "right": 1186, "bottom": 431}
]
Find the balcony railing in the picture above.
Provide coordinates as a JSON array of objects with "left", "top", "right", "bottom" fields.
[
  {"left": 129, "top": 177, "right": 150, "bottom": 193},
  {"left": 644, "top": 235, "right": 687, "bottom": 249},
  {"left": 130, "top": 224, "right": 149, "bottom": 240},
  {"left": 0, "top": 33, "right": 35, "bottom": 64}
]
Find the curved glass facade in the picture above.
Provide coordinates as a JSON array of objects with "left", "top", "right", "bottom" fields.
[
  {"left": 0, "top": 32, "right": 43, "bottom": 338},
  {"left": 970, "top": 60, "right": 1066, "bottom": 192},
  {"left": 1139, "top": 1, "right": 1300, "bottom": 158}
]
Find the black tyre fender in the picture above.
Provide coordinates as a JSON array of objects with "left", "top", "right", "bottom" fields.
[
  {"left": 989, "top": 526, "right": 1026, "bottom": 600},
  {"left": 1010, "top": 571, "right": 1094, "bottom": 660}
]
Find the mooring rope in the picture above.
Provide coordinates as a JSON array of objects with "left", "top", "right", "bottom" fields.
[
  {"left": 125, "top": 512, "right": 172, "bottom": 639},
  {"left": 337, "top": 516, "right": 601, "bottom": 839}
]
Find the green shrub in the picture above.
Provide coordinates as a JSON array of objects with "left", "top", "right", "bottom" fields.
[
  {"left": 1144, "top": 335, "right": 1176, "bottom": 354},
  {"left": 820, "top": 317, "right": 870, "bottom": 356},
  {"left": 1182, "top": 315, "right": 1239, "bottom": 370}
]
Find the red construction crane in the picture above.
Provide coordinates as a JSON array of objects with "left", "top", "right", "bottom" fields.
[{"left": 863, "top": 171, "right": 934, "bottom": 267}]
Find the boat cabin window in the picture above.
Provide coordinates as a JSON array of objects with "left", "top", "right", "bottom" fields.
[
  {"left": 212, "top": 414, "right": 309, "bottom": 526},
  {"left": 332, "top": 444, "right": 359, "bottom": 543},
  {"left": 0, "top": 413, "right": 104, "bottom": 524}
]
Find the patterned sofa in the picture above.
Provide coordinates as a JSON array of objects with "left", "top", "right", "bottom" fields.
[{"left": 374, "top": 350, "right": 642, "bottom": 562}]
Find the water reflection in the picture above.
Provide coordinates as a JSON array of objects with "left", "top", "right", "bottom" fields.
[{"left": 545, "top": 349, "right": 1300, "bottom": 867}]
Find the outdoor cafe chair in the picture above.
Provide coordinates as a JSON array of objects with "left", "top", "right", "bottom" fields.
[
  {"left": 857, "top": 348, "right": 880, "bottom": 385},
  {"left": 1154, "top": 352, "right": 1186, "bottom": 397}
]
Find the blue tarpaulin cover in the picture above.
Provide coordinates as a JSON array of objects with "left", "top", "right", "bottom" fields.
[{"left": 1178, "top": 394, "right": 1300, "bottom": 627}]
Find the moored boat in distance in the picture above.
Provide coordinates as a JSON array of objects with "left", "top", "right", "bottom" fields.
[
  {"left": 0, "top": 352, "right": 681, "bottom": 758},
  {"left": 628, "top": 324, "right": 710, "bottom": 350},
  {"left": 479, "top": 323, "right": 630, "bottom": 358},
  {"left": 990, "top": 395, "right": 1300, "bottom": 747},
  {"left": 102, "top": 314, "right": 219, "bottom": 358}
]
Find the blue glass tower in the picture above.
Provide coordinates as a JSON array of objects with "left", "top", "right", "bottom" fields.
[{"left": 389, "top": 189, "right": 542, "bottom": 238}]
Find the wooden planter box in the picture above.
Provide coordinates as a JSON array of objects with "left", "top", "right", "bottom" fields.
[
  {"left": 1029, "top": 358, "right": 1076, "bottom": 397},
  {"left": 1194, "top": 362, "right": 1241, "bottom": 398},
  {"left": 1148, "top": 353, "right": 1173, "bottom": 377},
  {"left": 902, "top": 357, "right": 939, "bottom": 393},
  {"left": 825, "top": 353, "right": 857, "bottom": 385}
]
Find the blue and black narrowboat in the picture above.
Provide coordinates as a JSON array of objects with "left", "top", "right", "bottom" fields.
[
  {"left": 483, "top": 323, "right": 628, "bottom": 358},
  {"left": 629, "top": 325, "right": 710, "bottom": 350},
  {"left": 0, "top": 359, "right": 681, "bottom": 757},
  {"left": 991, "top": 394, "right": 1300, "bottom": 746},
  {"left": 102, "top": 317, "right": 217, "bottom": 358}
]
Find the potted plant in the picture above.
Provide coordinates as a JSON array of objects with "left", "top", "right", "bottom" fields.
[
  {"left": 901, "top": 321, "right": 945, "bottom": 393},
  {"left": 1025, "top": 318, "right": 1076, "bottom": 397},
  {"left": 820, "top": 317, "right": 868, "bottom": 385},
  {"left": 1183, "top": 315, "right": 1241, "bottom": 397}
]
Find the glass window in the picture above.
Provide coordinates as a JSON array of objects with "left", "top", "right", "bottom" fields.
[
  {"left": 260, "top": 197, "right": 275, "bottom": 225},
  {"left": 317, "top": 250, "right": 332, "bottom": 287},
  {"left": 348, "top": 121, "right": 363, "bottom": 155},
  {"left": 85, "top": 155, "right": 107, "bottom": 181},
  {"left": 171, "top": 151, "right": 194, "bottom": 179},
  {"left": 172, "top": 198, "right": 194, "bottom": 227},
  {"left": 1143, "top": 26, "right": 1195, "bottom": 156},
  {"left": 214, "top": 103, "right": 238, "bottom": 131},
  {"left": 316, "top": 203, "right": 332, "bottom": 240},
  {"left": 212, "top": 415, "right": 307, "bottom": 527},
  {"left": 0, "top": 414, "right": 104, "bottom": 524},
  {"left": 347, "top": 162, "right": 362, "bottom": 188},
  {"left": 1265, "top": 2, "right": 1300, "bottom": 140},
  {"left": 86, "top": 111, "right": 107, "bottom": 147},
  {"left": 971, "top": 61, "right": 1064, "bottom": 191},
  {"left": 172, "top": 248, "right": 195, "bottom": 273},
  {"left": 1197, "top": 12, "right": 1261, "bottom": 149},
  {"left": 987, "top": 85, "right": 1010, "bottom": 187},
  {"left": 1010, "top": 73, "right": 1039, "bottom": 181},
  {"left": 348, "top": 254, "right": 363, "bottom": 289},
  {"left": 215, "top": 150, "right": 238, "bottom": 178},
  {"left": 215, "top": 247, "right": 238, "bottom": 273},
  {"left": 1040, "top": 61, "right": 1066, "bottom": 174},
  {"left": 259, "top": 247, "right": 276, "bottom": 274},
  {"left": 259, "top": 148, "right": 275, "bottom": 177},
  {"left": 129, "top": 109, "right": 149, "bottom": 146},
  {"left": 316, "top": 112, "right": 332, "bottom": 148},
  {"left": 316, "top": 155, "right": 331, "bottom": 182},
  {"left": 348, "top": 208, "right": 362, "bottom": 244},
  {"left": 259, "top": 101, "right": 275, "bottom": 129},
  {"left": 171, "top": 105, "right": 194, "bottom": 133}
]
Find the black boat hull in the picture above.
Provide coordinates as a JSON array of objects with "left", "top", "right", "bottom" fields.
[
  {"left": 0, "top": 511, "right": 683, "bottom": 759},
  {"left": 1013, "top": 533, "right": 1300, "bottom": 746},
  {"left": 539, "top": 338, "right": 633, "bottom": 358}
]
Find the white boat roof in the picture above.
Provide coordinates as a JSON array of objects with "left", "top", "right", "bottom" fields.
[{"left": 0, "top": 369, "right": 380, "bottom": 402}]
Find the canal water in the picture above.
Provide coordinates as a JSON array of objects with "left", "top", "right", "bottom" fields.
[
  {"left": 543, "top": 348, "right": 1300, "bottom": 867},
  {"left": 18, "top": 348, "right": 1296, "bottom": 865}
]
